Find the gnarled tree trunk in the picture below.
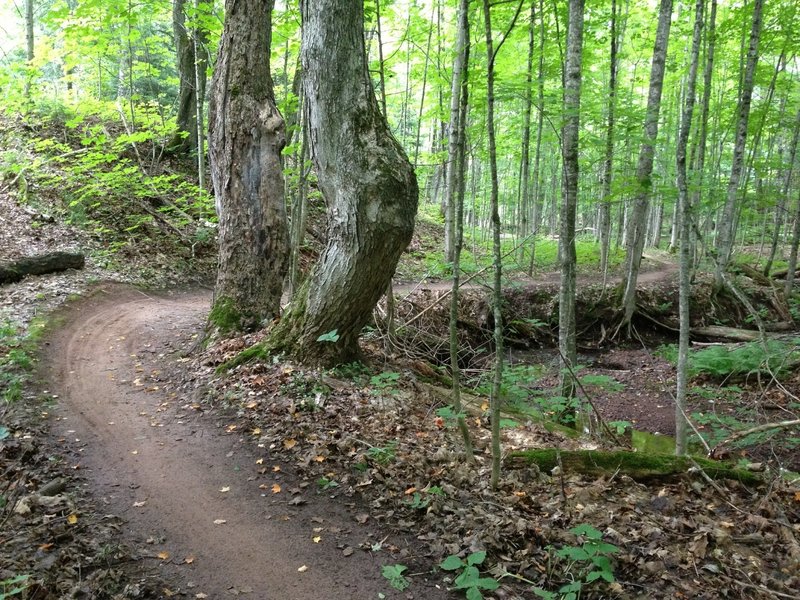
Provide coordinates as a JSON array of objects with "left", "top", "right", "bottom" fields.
[
  {"left": 271, "top": 0, "right": 418, "bottom": 365},
  {"left": 208, "top": 0, "right": 289, "bottom": 333}
]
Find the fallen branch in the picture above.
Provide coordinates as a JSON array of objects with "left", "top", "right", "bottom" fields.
[{"left": 710, "top": 419, "right": 800, "bottom": 458}]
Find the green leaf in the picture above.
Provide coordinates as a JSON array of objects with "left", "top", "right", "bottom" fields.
[
  {"left": 454, "top": 565, "right": 480, "bottom": 589},
  {"left": 475, "top": 577, "right": 500, "bottom": 591},
  {"left": 570, "top": 523, "right": 602, "bottom": 539},
  {"left": 467, "top": 551, "right": 487, "bottom": 566},
  {"left": 381, "top": 564, "right": 409, "bottom": 591},
  {"left": 465, "top": 587, "right": 484, "bottom": 600},
  {"left": 439, "top": 555, "right": 464, "bottom": 571},
  {"left": 0, "top": 426, "right": 10, "bottom": 441},
  {"left": 316, "top": 329, "right": 340, "bottom": 343}
]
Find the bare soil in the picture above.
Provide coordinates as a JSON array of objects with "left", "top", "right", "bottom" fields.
[{"left": 43, "top": 285, "right": 449, "bottom": 599}]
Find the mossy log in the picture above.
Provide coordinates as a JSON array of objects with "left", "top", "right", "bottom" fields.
[
  {"left": 507, "top": 449, "right": 762, "bottom": 484},
  {"left": 0, "top": 251, "right": 85, "bottom": 284}
]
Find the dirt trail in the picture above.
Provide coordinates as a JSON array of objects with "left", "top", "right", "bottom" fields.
[{"left": 46, "top": 285, "right": 448, "bottom": 599}]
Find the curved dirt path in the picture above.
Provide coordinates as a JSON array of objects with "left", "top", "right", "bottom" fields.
[{"left": 46, "top": 285, "right": 448, "bottom": 599}]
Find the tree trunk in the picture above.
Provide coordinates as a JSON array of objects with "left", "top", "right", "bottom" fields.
[
  {"left": 714, "top": 0, "right": 764, "bottom": 286},
  {"left": 559, "top": 0, "right": 584, "bottom": 401},
  {"left": 599, "top": 0, "right": 618, "bottom": 287},
  {"left": 208, "top": 0, "right": 289, "bottom": 333},
  {"left": 444, "top": 0, "right": 470, "bottom": 263},
  {"left": 675, "top": 0, "right": 704, "bottom": 457},
  {"left": 517, "top": 0, "right": 535, "bottom": 260},
  {"left": 24, "top": 0, "right": 34, "bottom": 100},
  {"left": 171, "top": 0, "right": 209, "bottom": 156},
  {"left": 786, "top": 188, "right": 800, "bottom": 297},
  {"left": 618, "top": 0, "right": 673, "bottom": 335},
  {"left": 271, "top": 0, "right": 418, "bottom": 365},
  {"left": 449, "top": 3, "right": 474, "bottom": 461},
  {"left": 527, "top": 0, "right": 546, "bottom": 275},
  {"left": 763, "top": 108, "right": 800, "bottom": 276}
]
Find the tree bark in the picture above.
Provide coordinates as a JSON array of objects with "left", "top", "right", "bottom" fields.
[
  {"left": 171, "top": 0, "right": 209, "bottom": 156},
  {"left": 618, "top": 0, "right": 673, "bottom": 334},
  {"left": 714, "top": 0, "right": 764, "bottom": 286},
  {"left": 270, "top": 0, "right": 418, "bottom": 365},
  {"left": 675, "top": 0, "right": 704, "bottom": 457},
  {"left": 559, "top": 0, "right": 584, "bottom": 400},
  {"left": 208, "top": 0, "right": 289, "bottom": 333}
]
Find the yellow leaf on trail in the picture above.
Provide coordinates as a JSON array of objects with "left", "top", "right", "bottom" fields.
[
  {"left": 273, "top": 465, "right": 282, "bottom": 472},
  {"left": 284, "top": 438, "right": 297, "bottom": 450},
  {"left": 213, "top": 519, "right": 227, "bottom": 525},
  {"left": 252, "top": 428, "right": 262, "bottom": 435},
  {"left": 67, "top": 514, "right": 78, "bottom": 525},
  {"left": 480, "top": 401, "right": 489, "bottom": 412},
  {"left": 195, "top": 594, "right": 208, "bottom": 599},
  {"left": 157, "top": 551, "right": 170, "bottom": 560},
  {"left": 272, "top": 484, "right": 282, "bottom": 494},
  {"left": 297, "top": 565, "right": 308, "bottom": 573},
  {"left": 794, "top": 490, "right": 800, "bottom": 502},
  {"left": 131, "top": 450, "right": 139, "bottom": 455},
  {"left": 256, "top": 458, "right": 264, "bottom": 465},
  {"left": 219, "top": 486, "right": 230, "bottom": 493},
  {"left": 185, "top": 555, "right": 195, "bottom": 564},
  {"left": 404, "top": 487, "right": 417, "bottom": 495},
  {"left": 246, "top": 401, "right": 258, "bottom": 409},
  {"left": 133, "top": 500, "right": 147, "bottom": 507},
  {"left": 313, "top": 536, "right": 322, "bottom": 543},
  {"left": 314, "top": 455, "right": 325, "bottom": 462}
]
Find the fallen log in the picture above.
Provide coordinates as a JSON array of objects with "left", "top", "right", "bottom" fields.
[
  {"left": 0, "top": 251, "right": 85, "bottom": 284},
  {"left": 507, "top": 449, "right": 761, "bottom": 484},
  {"left": 692, "top": 325, "right": 771, "bottom": 342}
]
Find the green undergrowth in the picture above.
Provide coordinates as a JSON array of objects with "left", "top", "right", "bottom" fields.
[
  {"left": 0, "top": 317, "right": 49, "bottom": 403},
  {"left": 658, "top": 338, "right": 800, "bottom": 379}
]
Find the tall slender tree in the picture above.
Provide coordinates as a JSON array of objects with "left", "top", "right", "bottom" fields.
[
  {"left": 599, "top": 0, "right": 619, "bottom": 286},
  {"left": 714, "top": 0, "right": 764, "bottom": 286},
  {"left": 618, "top": 0, "right": 673, "bottom": 334},
  {"left": 171, "top": 0, "right": 209, "bottom": 156},
  {"left": 559, "top": 0, "right": 585, "bottom": 400},
  {"left": 675, "top": 0, "right": 704, "bottom": 457},
  {"left": 208, "top": 0, "right": 289, "bottom": 332}
]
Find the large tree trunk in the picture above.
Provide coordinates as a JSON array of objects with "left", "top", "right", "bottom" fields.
[
  {"left": 24, "top": 0, "right": 34, "bottom": 100},
  {"left": 617, "top": 0, "right": 673, "bottom": 335},
  {"left": 208, "top": 0, "right": 289, "bottom": 333},
  {"left": 271, "top": 0, "right": 418, "bottom": 365},
  {"left": 675, "top": 0, "right": 704, "bottom": 457},
  {"left": 171, "top": 0, "right": 209, "bottom": 155},
  {"left": 714, "top": 0, "right": 764, "bottom": 286},
  {"left": 559, "top": 0, "right": 584, "bottom": 400}
]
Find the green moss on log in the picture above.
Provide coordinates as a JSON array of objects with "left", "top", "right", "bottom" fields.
[{"left": 507, "top": 449, "right": 761, "bottom": 484}]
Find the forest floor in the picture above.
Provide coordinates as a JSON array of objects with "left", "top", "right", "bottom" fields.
[{"left": 2, "top": 182, "right": 800, "bottom": 599}]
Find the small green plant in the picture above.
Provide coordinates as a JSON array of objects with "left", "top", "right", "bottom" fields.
[
  {"left": 440, "top": 551, "right": 500, "bottom": 600},
  {"left": 366, "top": 441, "right": 398, "bottom": 465},
  {"left": 381, "top": 564, "right": 410, "bottom": 591},
  {"left": 405, "top": 486, "right": 445, "bottom": 509},
  {"left": 316, "top": 329, "right": 340, "bottom": 343},
  {"left": 316, "top": 477, "right": 339, "bottom": 491},
  {"left": 0, "top": 575, "right": 30, "bottom": 599},
  {"left": 532, "top": 524, "right": 619, "bottom": 600},
  {"left": 370, "top": 371, "right": 400, "bottom": 396}
]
